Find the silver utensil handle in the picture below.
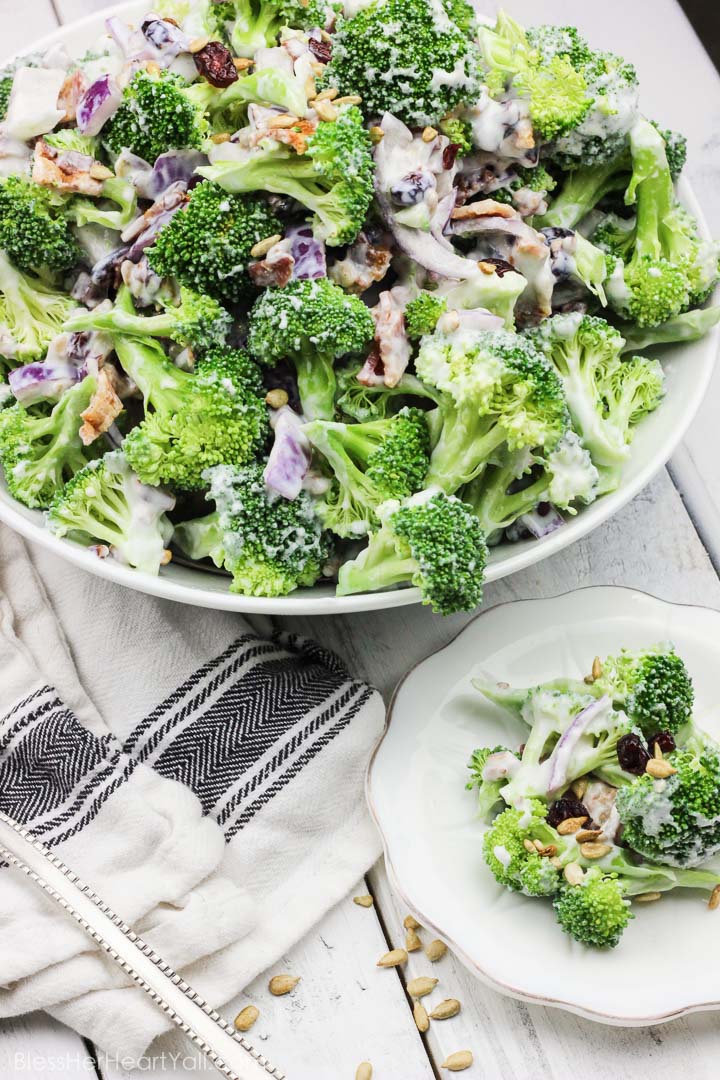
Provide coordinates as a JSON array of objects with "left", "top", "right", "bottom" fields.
[{"left": 0, "top": 811, "right": 286, "bottom": 1080}]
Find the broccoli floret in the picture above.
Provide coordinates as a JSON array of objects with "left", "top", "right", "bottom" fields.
[
  {"left": 104, "top": 70, "right": 207, "bottom": 163},
  {"left": 47, "top": 450, "right": 174, "bottom": 573},
  {"left": 247, "top": 278, "right": 374, "bottom": 421},
  {"left": 438, "top": 116, "right": 473, "bottom": 156},
  {"left": 479, "top": 12, "right": 592, "bottom": 142},
  {"left": 607, "top": 119, "right": 718, "bottom": 327},
  {"left": 0, "top": 177, "right": 81, "bottom": 277},
  {"left": 65, "top": 284, "right": 231, "bottom": 352},
  {"left": 550, "top": 51, "right": 639, "bottom": 171},
  {"left": 591, "top": 212, "right": 636, "bottom": 261},
  {"left": 526, "top": 24, "right": 592, "bottom": 68},
  {"left": 156, "top": 0, "right": 236, "bottom": 39},
  {"left": 66, "top": 176, "right": 138, "bottom": 233},
  {"left": 187, "top": 66, "right": 309, "bottom": 129},
  {"left": 0, "top": 252, "right": 76, "bottom": 369},
  {"left": 529, "top": 313, "right": 664, "bottom": 474},
  {"left": 174, "top": 462, "right": 330, "bottom": 596},
  {"left": 303, "top": 408, "right": 430, "bottom": 536},
  {"left": 147, "top": 182, "right": 281, "bottom": 304},
  {"left": 335, "top": 367, "right": 441, "bottom": 423},
  {"left": 0, "top": 375, "right": 98, "bottom": 508},
  {"left": 417, "top": 329, "right": 568, "bottom": 494},
  {"left": 650, "top": 122, "right": 687, "bottom": 180},
  {"left": 467, "top": 746, "right": 521, "bottom": 821},
  {"left": 321, "top": 0, "right": 481, "bottom": 127},
  {"left": 503, "top": 686, "right": 635, "bottom": 804},
  {"left": 494, "top": 164, "right": 557, "bottom": 211},
  {"left": 199, "top": 106, "right": 374, "bottom": 248},
  {"left": 101, "top": 324, "right": 267, "bottom": 490},
  {"left": 413, "top": 268, "right": 529, "bottom": 332},
  {"left": 464, "top": 432, "right": 599, "bottom": 544},
  {"left": 619, "top": 306, "right": 720, "bottom": 353},
  {"left": 553, "top": 869, "right": 633, "bottom": 949},
  {"left": 44, "top": 128, "right": 100, "bottom": 158},
  {"left": 405, "top": 292, "right": 448, "bottom": 340},
  {"left": 482, "top": 799, "right": 564, "bottom": 897},
  {"left": 336, "top": 490, "right": 488, "bottom": 615},
  {"left": 594, "top": 646, "right": 694, "bottom": 737},
  {"left": 616, "top": 746, "right": 720, "bottom": 867},
  {"left": 228, "top": 0, "right": 340, "bottom": 57}
]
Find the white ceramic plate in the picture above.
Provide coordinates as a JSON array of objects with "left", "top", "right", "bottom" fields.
[
  {"left": 0, "top": 6, "right": 718, "bottom": 613},
  {"left": 368, "top": 587, "right": 720, "bottom": 1024}
]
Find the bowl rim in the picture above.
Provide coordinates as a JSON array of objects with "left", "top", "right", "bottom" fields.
[
  {"left": 0, "top": 3, "right": 717, "bottom": 614},
  {"left": 366, "top": 584, "right": 720, "bottom": 1024}
]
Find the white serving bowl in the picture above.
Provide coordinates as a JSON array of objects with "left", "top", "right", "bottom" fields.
[{"left": 0, "top": 2, "right": 717, "bottom": 614}]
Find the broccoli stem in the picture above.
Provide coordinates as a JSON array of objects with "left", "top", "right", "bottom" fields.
[
  {"left": 540, "top": 156, "right": 630, "bottom": 230},
  {"left": 336, "top": 531, "right": 416, "bottom": 596},
  {"left": 620, "top": 307, "right": 720, "bottom": 352},
  {"left": 425, "top": 407, "right": 510, "bottom": 492},
  {"left": 112, "top": 333, "right": 186, "bottom": 414},
  {"left": 293, "top": 349, "right": 337, "bottom": 421}
]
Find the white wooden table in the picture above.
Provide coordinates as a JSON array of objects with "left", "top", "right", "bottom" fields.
[{"left": 1, "top": 1, "right": 720, "bottom": 1077}]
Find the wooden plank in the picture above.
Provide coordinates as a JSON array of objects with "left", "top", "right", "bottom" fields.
[
  {"left": 97, "top": 879, "right": 435, "bottom": 1080},
  {"left": 369, "top": 861, "right": 719, "bottom": 1080},
  {"left": 0, "top": 1014, "right": 97, "bottom": 1080}
]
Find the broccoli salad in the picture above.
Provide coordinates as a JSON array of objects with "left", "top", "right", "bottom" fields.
[
  {"left": 470, "top": 645, "right": 720, "bottom": 949},
  {"left": 0, "top": 4, "right": 718, "bottom": 613}
]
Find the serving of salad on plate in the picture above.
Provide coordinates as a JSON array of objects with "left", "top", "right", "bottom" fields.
[
  {"left": 0, "top": 0, "right": 718, "bottom": 613},
  {"left": 472, "top": 644, "right": 720, "bottom": 950}
]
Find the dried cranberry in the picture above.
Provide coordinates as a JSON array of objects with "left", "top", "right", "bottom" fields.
[
  {"left": 647, "top": 731, "right": 676, "bottom": 755},
  {"left": 536, "top": 502, "right": 551, "bottom": 517},
  {"left": 442, "top": 143, "right": 460, "bottom": 170},
  {"left": 390, "top": 170, "right": 433, "bottom": 206},
  {"left": 308, "top": 37, "right": 332, "bottom": 64},
  {"left": 547, "top": 798, "right": 590, "bottom": 829},
  {"left": 194, "top": 41, "right": 238, "bottom": 88},
  {"left": 617, "top": 733, "right": 651, "bottom": 775}
]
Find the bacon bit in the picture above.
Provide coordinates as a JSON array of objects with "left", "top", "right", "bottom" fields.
[
  {"left": 371, "top": 289, "right": 411, "bottom": 388},
  {"left": 357, "top": 344, "right": 385, "bottom": 386},
  {"left": 56, "top": 70, "right": 87, "bottom": 124},
  {"left": 451, "top": 199, "right": 520, "bottom": 222},
  {"left": 32, "top": 139, "right": 103, "bottom": 197},
  {"left": 248, "top": 238, "right": 294, "bottom": 288},
  {"left": 329, "top": 232, "right": 392, "bottom": 294},
  {"left": 261, "top": 118, "right": 316, "bottom": 155},
  {"left": 79, "top": 368, "right": 123, "bottom": 446}
]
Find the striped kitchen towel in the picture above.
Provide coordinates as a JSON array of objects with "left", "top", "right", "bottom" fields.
[{"left": 0, "top": 527, "right": 384, "bottom": 1061}]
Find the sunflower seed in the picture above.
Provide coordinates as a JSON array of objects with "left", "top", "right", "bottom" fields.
[
  {"left": 425, "top": 939, "right": 447, "bottom": 962},
  {"left": 413, "top": 1001, "right": 429, "bottom": 1032},
  {"left": 407, "top": 976, "right": 438, "bottom": 999},
  {"left": 646, "top": 759, "right": 677, "bottom": 779},
  {"left": 353, "top": 894, "right": 374, "bottom": 908},
  {"left": 441, "top": 1050, "right": 473, "bottom": 1071},
  {"left": 233, "top": 1005, "right": 259, "bottom": 1032},
  {"left": 406, "top": 927, "right": 422, "bottom": 952},
  {"left": 268, "top": 975, "right": 299, "bottom": 996},
  {"left": 377, "top": 948, "right": 408, "bottom": 968},
  {"left": 430, "top": 998, "right": 461, "bottom": 1020}
]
